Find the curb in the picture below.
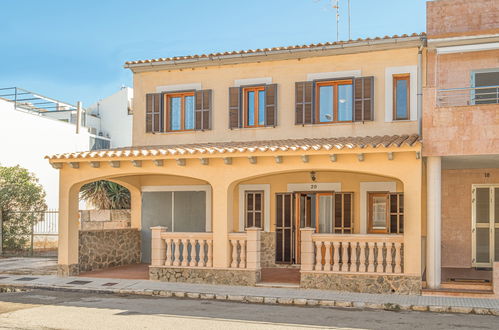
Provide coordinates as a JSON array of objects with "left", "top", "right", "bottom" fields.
[{"left": 1, "top": 284, "right": 498, "bottom": 316}]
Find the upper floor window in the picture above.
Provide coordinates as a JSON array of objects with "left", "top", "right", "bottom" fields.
[
  {"left": 166, "top": 92, "right": 195, "bottom": 131},
  {"left": 145, "top": 89, "right": 212, "bottom": 133},
  {"left": 393, "top": 74, "right": 410, "bottom": 120},
  {"left": 295, "top": 76, "right": 373, "bottom": 125},
  {"left": 316, "top": 80, "right": 353, "bottom": 123},
  {"left": 473, "top": 70, "right": 499, "bottom": 105},
  {"left": 229, "top": 84, "right": 277, "bottom": 129},
  {"left": 243, "top": 86, "right": 266, "bottom": 127}
]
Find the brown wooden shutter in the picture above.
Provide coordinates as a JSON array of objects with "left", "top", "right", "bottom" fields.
[
  {"left": 195, "top": 89, "right": 212, "bottom": 130},
  {"left": 354, "top": 76, "right": 374, "bottom": 122},
  {"left": 229, "top": 87, "right": 241, "bottom": 129},
  {"left": 264, "top": 84, "right": 277, "bottom": 127},
  {"left": 146, "top": 93, "right": 162, "bottom": 132},
  {"left": 295, "top": 81, "right": 314, "bottom": 125}
]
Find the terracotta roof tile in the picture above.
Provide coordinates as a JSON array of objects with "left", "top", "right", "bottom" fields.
[
  {"left": 124, "top": 33, "right": 425, "bottom": 66},
  {"left": 46, "top": 135, "right": 420, "bottom": 161}
]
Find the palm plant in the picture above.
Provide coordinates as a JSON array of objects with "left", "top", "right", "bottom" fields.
[{"left": 80, "top": 180, "right": 130, "bottom": 209}]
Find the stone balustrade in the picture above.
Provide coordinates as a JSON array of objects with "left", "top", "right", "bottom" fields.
[
  {"left": 300, "top": 228, "right": 404, "bottom": 274},
  {"left": 151, "top": 227, "right": 213, "bottom": 268},
  {"left": 151, "top": 227, "right": 261, "bottom": 270}
]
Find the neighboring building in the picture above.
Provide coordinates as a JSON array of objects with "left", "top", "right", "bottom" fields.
[
  {"left": 49, "top": 33, "right": 425, "bottom": 294},
  {"left": 87, "top": 86, "right": 133, "bottom": 148},
  {"left": 423, "top": 0, "right": 499, "bottom": 290},
  {"left": 0, "top": 87, "right": 130, "bottom": 208}
]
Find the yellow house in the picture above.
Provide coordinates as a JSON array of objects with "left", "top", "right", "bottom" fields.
[{"left": 47, "top": 33, "right": 426, "bottom": 294}]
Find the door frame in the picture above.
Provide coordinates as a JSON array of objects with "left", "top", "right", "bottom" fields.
[{"left": 472, "top": 184, "right": 499, "bottom": 268}]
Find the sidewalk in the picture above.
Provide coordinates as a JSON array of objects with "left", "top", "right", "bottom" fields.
[{"left": 0, "top": 274, "right": 498, "bottom": 316}]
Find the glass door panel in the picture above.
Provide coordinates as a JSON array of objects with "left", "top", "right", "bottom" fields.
[
  {"left": 473, "top": 186, "right": 499, "bottom": 267},
  {"left": 317, "top": 193, "right": 333, "bottom": 233},
  {"left": 476, "top": 228, "right": 490, "bottom": 264},
  {"left": 476, "top": 188, "right": 490, "bottom": 223}
]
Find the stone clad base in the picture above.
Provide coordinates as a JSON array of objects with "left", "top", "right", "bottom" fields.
[
  {"left": 150, "top": 267, "right": 261, "bottom": 286},
  {"left": 79, "top": 228, "right": 141, "bottom": 272},
  {"left": 300, "top": 272, "right": 421, "bottom": 295},
  {"left": 57, "top": 264, "right": 80, "bottom": 276}
]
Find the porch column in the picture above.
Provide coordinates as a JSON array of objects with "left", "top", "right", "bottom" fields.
[
  {"left": 402, "top": 169, "right": 423, "bottom": 277},
  {"left": 426, "top": 156, "right": 441, "bottom": 289},
  {"left": 211, "top": 183, "right": 233, "bottom": 268},
  {"left": 58, "top": 183, "right": 80, "bottom": 276},
  {"left": 130, "top": 188, "right": 142, "bottom": 229}
]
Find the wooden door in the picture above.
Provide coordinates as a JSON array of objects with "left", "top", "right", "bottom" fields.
[{"left": 275, "top": 193, "right": 294, "bottom": 263}]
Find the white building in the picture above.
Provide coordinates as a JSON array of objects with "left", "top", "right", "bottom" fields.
[{"left": 0, "top": 87, "right": 133, "bottom": 209}]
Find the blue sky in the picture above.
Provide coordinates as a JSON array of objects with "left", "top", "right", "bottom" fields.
[{"left": 0, "top": 0, "right": 426, "bottom": 107}]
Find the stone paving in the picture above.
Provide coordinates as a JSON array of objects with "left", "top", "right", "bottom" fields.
[
  {"left": 0, "top": 274, "right": 498, "bottom": 315},
  {"left": 0, "top": 258, "right": 57, "bottom": 275}
]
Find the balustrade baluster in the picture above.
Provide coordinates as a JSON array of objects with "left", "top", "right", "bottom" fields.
[
  {"left": 207, "top": 240, "right": 213, "bottom": 267},
  {"left": 198, "top": 240, "right": 206, "bottom": 267},
  {"left": 314, "top": 241, "right": 323, "bottom": 271},
  {"left": 386, "top": 242, "right": 394, "bottom": 273},
  {"left": 376, "top": 242, "right": 385, "bottom": 273},
  {"left": 367, "top": 242, "right": 375, "bottom": 272},
  {"left": 165, "top": 238, "right": 172, "bottom": 266},
  {"left": 173, "top": 239, "right": 181, "bottom": 266},
  {"left": 394, "top": 242, "right": 402, "bottom": 273},
  {"left": 323, "top": 241, "right": 331, "bottom": 271},
  {"left": 181, "top": 239, "right": 189, "bottom": 267},
  {"left": 332, "top": 242, "right": 340, "bottom": 272},
  {"left": 350, "top": 242, "right": 359, "bottom": 272},
  {"left": 341, "top": 242, "right": 349, "bottom": 272},
  {"left": 231, "top": 240, "right": 238, "bottom": 268},
  {"left": 359, "top": 242, "right": 366, "bottom": 272},
  {"left": 240, "top": 240, "right": 246, "bottom": 269}
]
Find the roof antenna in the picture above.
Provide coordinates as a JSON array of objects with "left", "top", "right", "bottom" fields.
[{"left": 332, "top": 0, "right": 340, "bottom": 41}]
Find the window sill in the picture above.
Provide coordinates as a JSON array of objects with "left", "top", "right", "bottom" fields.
[{"left": 148, "top": 130, "right": 209, "bottom": 134}]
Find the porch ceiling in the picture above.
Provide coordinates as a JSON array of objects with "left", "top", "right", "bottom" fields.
[{"left": 46, "top": 135, "right": 420, "bottom": 162}]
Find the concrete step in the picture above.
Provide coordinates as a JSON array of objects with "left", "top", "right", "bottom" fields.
[
  {"left": 255, "top": 282, "right": 300, "bottom": 289},
  {"left": 422, "top": 287, "right": 495, "bottom": 298},
  {"left": 440, "top": 282, "right": 492, "bottom": 291}
]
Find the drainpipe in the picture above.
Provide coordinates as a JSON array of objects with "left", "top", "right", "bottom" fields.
[
  {"left": 417, "top": 46, "right": 423, "bottom": 137},
  {"left": 76, "top": 101, "right": 82, "bottom": 134}
]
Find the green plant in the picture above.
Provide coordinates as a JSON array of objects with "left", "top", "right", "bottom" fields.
[
  {"left": 80, "top": 180, "right": 130, "bottom": 210},
  {"left": 0, "top": 165, "right": 47, "bottom": 251}
]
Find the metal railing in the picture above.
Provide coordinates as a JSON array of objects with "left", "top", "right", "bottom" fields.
[
  {"left": 33, "top": 209, "right": 59, "bottom": 235},
  {"left": 436, "top": 85, "right": 499, "bottom": 107}
]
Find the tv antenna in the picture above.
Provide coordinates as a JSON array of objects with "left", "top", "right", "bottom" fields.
[{"left": 326, "top": 0, "right": 351, "bottom": 41}]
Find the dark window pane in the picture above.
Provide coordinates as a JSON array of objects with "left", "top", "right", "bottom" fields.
[
  {"left": 390, "top": 195, "right": 397, "bottom": 213},
  {"left": 284, "top": 195, "right": 291, "bottom": 227},
  {"left": 399, "top": 215, "right": 404, "bottom": 233},
  {"left": 390, "top": 215, "right": 398, "bottom": 233},
  {"left": 276, "top": 194, "right": 283, "bottom": 226},
  {"left": 344, "top": 194, "right": 351, "bottom": 228},
  {"left": 284, "top": 229, "right": 292, "bottom": 262},
  {"left": 247, "top": 193, "right": 254, "bottom": 211},
  {"left": 399, "top": 194, "right": 404, "bottom": 213},
  {"left": 255, "top": 212, "right": 262, "bottom": 228},
  {"left": 255, "top": 193, "right": 262, "bottom": 211},
  {"left": 334, "top": 195, "right": 342, "bottom": 228},
  {"left": 246, "top": 212, "right": 253, "bottom": 228},
  {"left": 276, "top": 229, "right": 283, "bottom": 262}
]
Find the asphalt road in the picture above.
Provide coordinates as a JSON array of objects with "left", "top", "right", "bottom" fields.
[{"left": 0, "top": 289, "right": 496, "bottom": 330}]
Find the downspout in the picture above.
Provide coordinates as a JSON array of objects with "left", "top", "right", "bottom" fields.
[
  {"left": 76, "top": 101, "right": 82, "bottom": 134},
  {"left": 417, "top": 37, "right": 427, "bottom": 137}
]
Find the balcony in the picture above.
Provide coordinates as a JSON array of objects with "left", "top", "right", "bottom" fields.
[{"left": 436, "top": 85, "right": 499, "bottom": 107}]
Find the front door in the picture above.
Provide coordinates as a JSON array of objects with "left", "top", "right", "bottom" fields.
[
  {"left": 472, "top": 185, "right": 499, "bottom": 267},
  {"left": 275, "top": 191, "right": 335, "bottom": 264}
]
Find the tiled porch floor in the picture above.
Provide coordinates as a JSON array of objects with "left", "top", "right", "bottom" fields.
[
  {"left": 78, "top": 263, "right": 149, "bottom": 280},
  {"left": 441, "top": 267, "right": 492, "bottom": 283}
]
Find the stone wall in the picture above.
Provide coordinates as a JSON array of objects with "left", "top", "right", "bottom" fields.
[
  {"left": 80, "top": 209, "right": 131, "bottom": 230},
  {"left": 261, "top": 232, "right": 275, "bottom": 268},
  {"left": 79, "top": 228, "right": 141, "bottom": 272},
  {"left": 150, "top": 267, "right": 260, "bottom": 286},
  {"left": 300, "top": 272, "right": 421, "bottom": 295}
]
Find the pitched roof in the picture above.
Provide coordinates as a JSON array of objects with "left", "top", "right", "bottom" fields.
[
  {"left": 124, "top": 33, "right": 425, "bottom": 66},
  {"left": 46, "top": 135, "right": 420, "bottom": 161}
]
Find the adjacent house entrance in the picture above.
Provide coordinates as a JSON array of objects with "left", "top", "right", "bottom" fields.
[
  {"left": 472, "top": 185, "right": 499, "bottom": 268},
  {"left": 275, "top": 191, "right": 353, "bottom": 264}
]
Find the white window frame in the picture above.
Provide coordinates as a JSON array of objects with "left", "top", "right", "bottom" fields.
[
  {"left": 471, "top": 184, "right": 499, "bottom": 268},
  {"left": 239, "top": 184, "right": 270, "bottom": 232},
  {"left": 141, "top": 185, "right": 212, "bottom": 232}
]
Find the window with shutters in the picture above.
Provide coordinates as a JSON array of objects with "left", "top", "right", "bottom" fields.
[
  {"left": 245, "top": 191, "right": 264, "bottom": 229},
  {"left": 368, "top": 192, "right": 404, "bottom": 234},
  {"left": 165, "top": 92, "right": 195, "bottom": 131},
  {"left": 316, "top": 192, "right": 353, "bottom": 233},
  {"left": 393, "top": 74, "right": 410, "bottom": 120},
  {"left": 229, "top": 84, "right": 277, "bottom": 129},
  {"left": 315, "top": 80, "right": 353, "bottom": 123},
  {"left": 145, "top": 90, "right": 211, "bottom": 133},
  {"left": 295, "top": 76, "right": 373, "bottom": 125},
  {"left": 243, "top": 86, "right": 266, "bottom": 127}
]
